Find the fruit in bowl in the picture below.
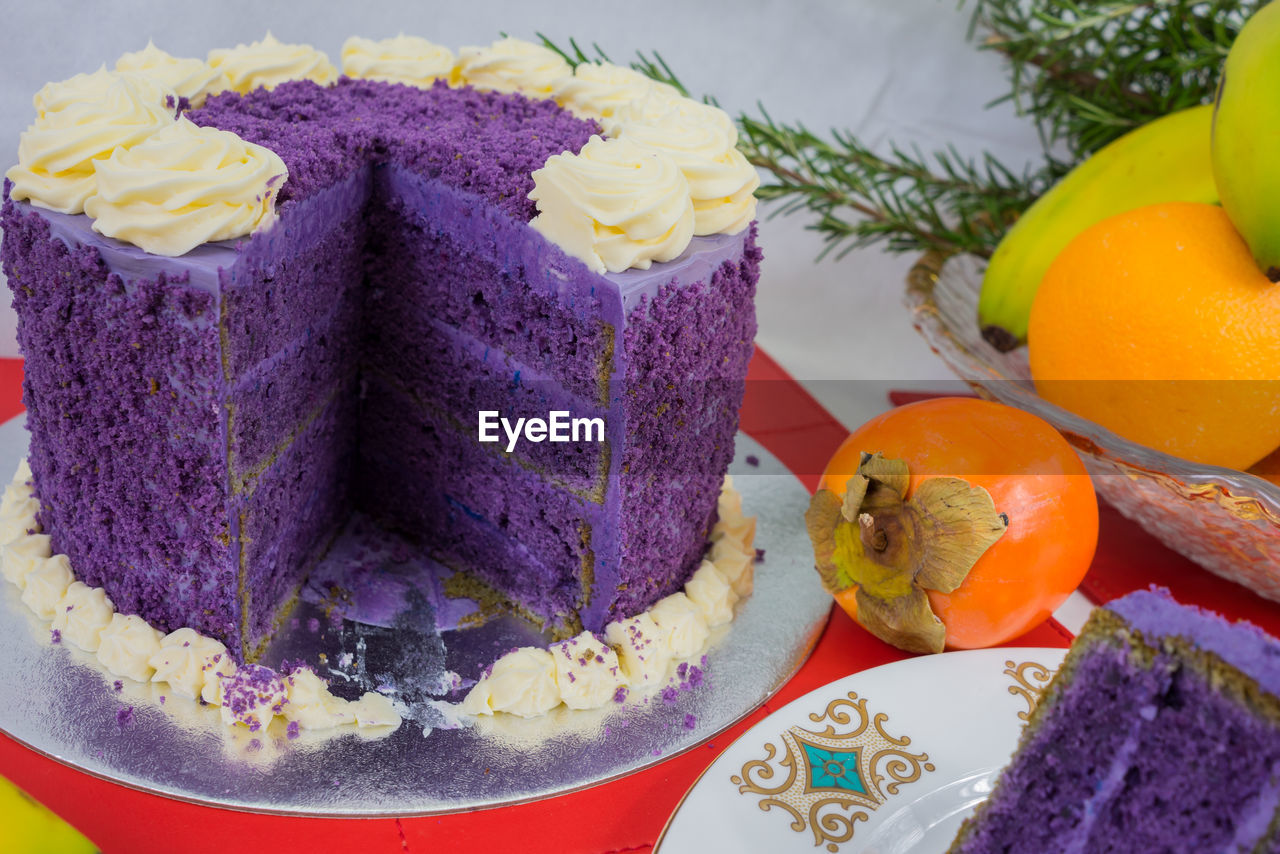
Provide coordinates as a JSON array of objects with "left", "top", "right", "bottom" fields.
[
  {"left": 902, "top": 4, "right": 1280, "bottom": 604},
  {"left": 978, "top": 2, "right": 1280, "bottom": 480},
  {"left": 1028, "top": 202, "right": 1280, "bottom": 472}
]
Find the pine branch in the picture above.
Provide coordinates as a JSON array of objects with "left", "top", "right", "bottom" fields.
[
  {"left": 538, "top": 33, "right": 1038, "bottom": 259},
  {"left": 971, "top": 0, "right": 1259, "bottom": 157}
]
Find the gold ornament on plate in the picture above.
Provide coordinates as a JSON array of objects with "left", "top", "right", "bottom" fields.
[
  {"left": 1003, "top": 659, "right": 1057, "bottom": 722},
  {"left": 730, "top": 691, "right": 934, "bottom": 852}
]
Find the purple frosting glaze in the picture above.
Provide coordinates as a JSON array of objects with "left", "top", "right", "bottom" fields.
[
  {"left": 1108, "top": 586, "right": 1280, "bottom": 697},
  {"left": 1, "top": 77, "right": 761, "bottom": 659}
]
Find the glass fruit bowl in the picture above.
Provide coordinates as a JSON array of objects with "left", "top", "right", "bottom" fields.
[{"left": 904, "top": 252, "right": 1280, "bottom": 603}]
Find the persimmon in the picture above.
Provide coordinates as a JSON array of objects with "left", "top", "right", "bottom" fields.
[{"left": 809, "top": 398, "right": 1098, "bottom": 651}]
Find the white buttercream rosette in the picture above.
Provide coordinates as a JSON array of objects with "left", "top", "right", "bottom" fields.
[
  {"left": 341, "top": 34, "right": 456, "bottom": 88},
  {"left": 5, "top": 69, "right": 175, "bottom": 214},
  {"left": 207, "top": 32, "right": 338, "bottom": 95},
  {"left": 552, "top": 61, "right": 680, "bottom": 120},
  {"left": 455, "top": 37, "right": 570, "bottom": 97},
  {"left": 116, "top": 41, "right": 229, "bottom": 108},
  {"left": 84, "top": 116, "right": 288, "bottom": 256},
  {"left": 608, "top": 95, "right": 759, "bottom": 236},
  {"left": 528, "top": 135, "right": 695, "bottom": 274}
]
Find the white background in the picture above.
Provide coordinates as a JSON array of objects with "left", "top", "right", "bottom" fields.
[{"left": 0, "top": 0, "right": 1047, "bottom": 430}]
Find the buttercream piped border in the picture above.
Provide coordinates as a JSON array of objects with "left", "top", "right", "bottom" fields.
[
  {"left": 1, "top": 458, "right": 758, "bottom": 731},
  {"left": 0, "top": 459, "right": 401, "bottom": 740}
]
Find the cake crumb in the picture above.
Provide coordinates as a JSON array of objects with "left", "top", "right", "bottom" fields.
[
  {"left": 50, "top": 629, "right": 60, "bottom": 644},
  {"left": 113, "top": 680, "right": 123, "bottom": 693},
  {"left": 116, "top": 706, "right": 134, "bottom": 728},
  {"left": 745, "top": 454, "right": 760, "bottom": 467},
  {"left": 683, "top": 713, "right": 697, "bottom": 730}
]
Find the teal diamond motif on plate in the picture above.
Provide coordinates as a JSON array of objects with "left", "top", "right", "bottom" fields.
[{"left": 801, "top": 742, "right": 866, "bottom": 794}]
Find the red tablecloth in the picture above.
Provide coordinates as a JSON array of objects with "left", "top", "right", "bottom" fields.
[{"left": 1, "top": 352, "right": 1274, "bottom": 853}]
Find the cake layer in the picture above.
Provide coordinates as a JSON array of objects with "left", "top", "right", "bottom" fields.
[
  {"left": 221, "top": 168, "right": 370, "bottom": 378},
  {"left": 234, "top": 389, "right": 358, "bottom": 652},
  {"left": 951, "top": 625, "right": 1175, "bottom": 852},
  {"left": 364, "top": 315, "right": 608, "bottom": 495},
  {"left": 356, "top": 375, "right": 594, "bottom": 629},
  {"left": 1, "top": 198, "right": 235, "bottom": 643},
  {"left": 370, "top": 168, "right": 613, "bottom": 403}
]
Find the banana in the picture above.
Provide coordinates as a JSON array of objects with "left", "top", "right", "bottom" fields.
[
  {"left": 1212, "top": 1, "right": 1280, "bottom": 280},
  {"left": 0, "top": 775, "right": 97, "bottom": 853},
  {"left": 978, "top": 104, "right": 1218, "bottom": 351}
]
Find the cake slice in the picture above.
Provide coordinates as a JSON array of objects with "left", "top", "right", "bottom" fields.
[{"left": 951, "top": 587, "right": 1280, "bottom": 853}]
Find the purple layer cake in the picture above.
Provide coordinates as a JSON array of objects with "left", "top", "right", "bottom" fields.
[
  {"left": 951, "top": 588, "right": 1280, "bottom": 853},
  {"left": 0, "top": 78, "right": 760, "bottom": 661}
]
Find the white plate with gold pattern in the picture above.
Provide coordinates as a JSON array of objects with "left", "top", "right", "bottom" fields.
[{"left": 656, "top": 647, "right": 1067, "bottom": 853}]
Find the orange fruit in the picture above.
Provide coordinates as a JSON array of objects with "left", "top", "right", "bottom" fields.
[
  {"left": 1028, "top": 202, "right": 1280, "bottom": 471},
  {"left": 819, "top": 398, "right": 1098, "bottom": 650}
]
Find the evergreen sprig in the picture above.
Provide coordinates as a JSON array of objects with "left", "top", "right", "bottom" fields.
[
  {"left": 972, "top": 0, "right": 1259, "bottom": 158},
  {"left": 542, "top": 1, "right": 1252, "bottom": 260}
]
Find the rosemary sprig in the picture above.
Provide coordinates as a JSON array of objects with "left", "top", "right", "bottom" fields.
[
  {"left": 538, "top": 33, "right": 1039, "bottom": 259},
  {"left": 972, "top": 0, "right": 1259, "bottom": 158},
  {"left": 541, "top": 2, "right": 1249, "bottom": 260},
  {"left": 736, "top": 112, "right": 1048, "bottom": 260}
]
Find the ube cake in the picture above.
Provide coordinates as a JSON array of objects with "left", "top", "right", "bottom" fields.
[
  {"left": 951, "top": 587, "right": 1280, "bottom": 852},
  {"left": 1, "top": 40, "right": 761, "bottom": 663}
]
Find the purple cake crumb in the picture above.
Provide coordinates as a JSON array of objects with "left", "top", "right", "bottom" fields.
[
  {"left": 683, "top": 713, "right": 697, "bottom": 730},
  {"left": 221, "top": 663, "right": 287, "bottom": 729},
  {"left": 50, "top": 629, "right": 60, "bottom": 644},
  {"left": 112, "top": 680, "right": 123, "bottom": 693},
  {"left": 287, "top": 720, "right": 300, "bottom": 740},
  {"left": 745, "top": 454, "right": 760, "bottom": 467},
  {"left": 116, "top": 706, "right": 134, "bottom": 727},
  {"left": 159, "top": 695, "right": 166, "bottom": 705},
  {"left": 613, "top": 685, "right": 628, "bottom": 703}
]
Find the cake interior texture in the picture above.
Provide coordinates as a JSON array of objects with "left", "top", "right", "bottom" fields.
[
  {"left": 0, "top": 79, "right": 760, "bottom": 661},
  {"left": 950, "top": 587, "right": 1280, "bottom": 853}
]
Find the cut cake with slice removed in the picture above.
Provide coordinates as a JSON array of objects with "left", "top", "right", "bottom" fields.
[{"left": 1, "top": 78, "right": 760, "bottom": 661}]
